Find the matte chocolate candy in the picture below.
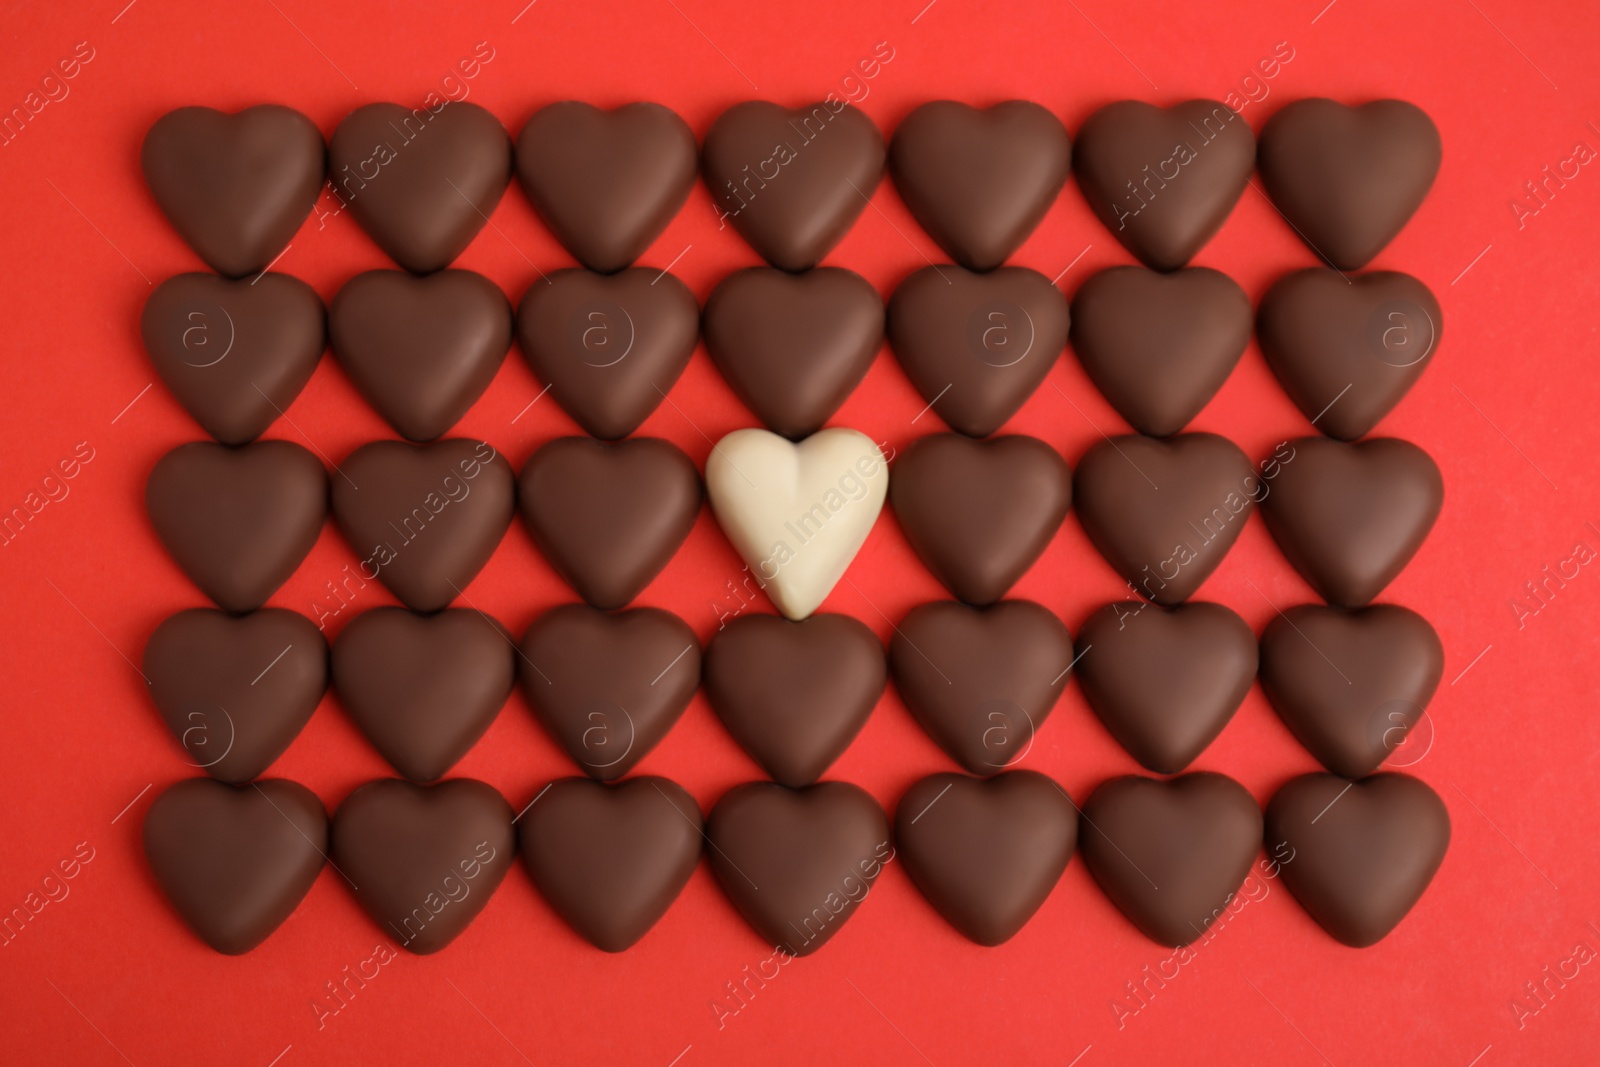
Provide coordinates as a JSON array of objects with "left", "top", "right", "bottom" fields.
[
  {"left": 704, "top": 613, "right": 885, "bottom": 787},
  {"left": 706, "top": 781, "right": 891, "bottom": 956},
  {"left": 516, "top": 102, "right": 698, "bottom": 273},
  {"left": 329, "top": 102, "right": 512, "bottom": 274},
  {"left": 1259, "top": 100, "right": 1441, "bottom": 270},
  {"left": 1069, "top": 266, "right": 1250, "bottom": 437},
  {"left": 703, "top": 101, "right": 886, "bottom": 271},
  {"left": 703, "top": 267, "right": 883, "bottom": 439},
  {"left": 1073, "top": 433, "right": 1256, "bottom": 605},
  {"left": 888, "top": 265, "right": 1068, "bottom": 438},
  {"left": 704, "top": 428, "right": 889, "bottom": 621},
  {"left": 330, "top": 270, "right": 512, "bottom": 442},
  {"left": 331, "top": 778, "right": 516, "bottom": 955},
  {"left": 890, "top": 600, "right": 1074, "bottom": 775},
  {"left": 1267, "top": 773, "right": 1449, "bottom": 947},
  {"left": 1258, "top": 269, "right": 1441, "bottom": 442},
  {"left": 146, "top": 441, "right": 328, "bottom": 614},
  {"left": 518, "top": 437, "right": 700, "bottom": 610},
  {"left": 1259, "top": 604, "right": 1443, "bottom": 778},
  {"left": 518, "top": 605, "right": 700, "bottom": 781},
  {"left": 518, "top": 776, "right": 702, "bottom": 952},
  {"left": 1079, "top": 773, "right": 1261, "bottom": 947},
  {"left": 1073, "top": 100, "right": 1255, "bottom": 271},
  {"left": 889, "top": 101, "right": 1071, "bottom": 271},
  {"left": 144, "top": 609, "right": 327, "bottom": 784},
  {"left": 895, "top": 771, "right": 1077, "bottom": 946},
  {"left": 331, "top": 608, "right": 515, "bottom": 782},
  {"left": 142, "top": 272, "right": 326, "bottom": 446},
  {"left": 889, "top": 433, "right": 1071, "bottom": 605},
  {"left": 517, "top": 267, "right": 699, "bottom": 440},
  {"left": 1261, "top": 437, "right": 1443, "bottom": 607},
  {"left": 142, "top": 105, "right": 324, "bottom": 278},
  {"left": 144, "top": 778, "right": 327, "bottom": 954},
  {"left": 331, "top": 439, "right": 514, "bottom": 613},
  {"left": 1075, "top": 601, "right": 1257, "bottom": 774}
]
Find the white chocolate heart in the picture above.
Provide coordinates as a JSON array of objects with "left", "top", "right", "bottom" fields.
[{"left": 706, "top": 428, "right": 888, "bottom": 620}]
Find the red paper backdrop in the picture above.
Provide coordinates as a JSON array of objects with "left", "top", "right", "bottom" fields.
[{"left": 2, "top": 0, "right": 1597, "bottom": 1063}]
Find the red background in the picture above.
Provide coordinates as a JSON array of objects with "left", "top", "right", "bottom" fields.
[{"left": 2, "top": 0, "right": 1597, "bottom": 1063}]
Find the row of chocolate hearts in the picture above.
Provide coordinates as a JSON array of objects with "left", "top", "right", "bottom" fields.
[
  {"left": 143, "top": 98, "right": 1438, "bottom": 279},
  {"left": 146, "top": 595, "right": 1442, "bottom": 791},
  {"left": 145, "top": 770, "right": 1449, "bottom": 957},
  {"left": 145, "top": 429, "right": 1441, "bottom": 625},
  {"left": 144, "top": 263, "right": 1441, "bottom": 449}
]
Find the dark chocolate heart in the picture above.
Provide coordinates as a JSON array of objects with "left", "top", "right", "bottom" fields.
[
  {"left": 703, "top": 267, "right": 883, "bottom": 439},
  {"left": 704, "top": 613, "right": 885, "bottom": 787},
  {"left": 1266, "top": 772, "right": 1450, "bottom": 947},
  {"left": 1079, "top": 773, "right": 1261, "bottom": 947},
  {"left": 1069, "top": 266, "right": 1250, "bottom": 436},
  {"left": 331, "top": 439, "right": 514, "bottom": 613},
  {"left": 1073, "top": 100, "right": 1255, "bottom": 271},
  {"left": 706, "top": 781, "right": 891, "bottom": 956},
  {"left": 1073, "top": 433, "right": 1256, "bottom": 605},
  {"left": 518, "top": 437, "right": 701, "bottom": 610},
  {"left": 888, "top": 265, "right": 1068, "bottom": 438},
  {"left": 330, "top": 270, "right": 512, "bottom": 442},
  {"left": 142, "top": 105, "right": 324, "bottom": 278},
  {"left": 516, "top": 267, "right": 699, "bottom": 440},
  {"left": 890, "top": 600, "right": 1073, "bottom": 774},
  {"left": 895, "top": 770, "right": 1077, "bottom": 946},
  {"left": 516, "top": 102, "right": 698, "bottom": 273},
  {"left": 1261, "top": 437, "right": 1443, "bottom": 607},
  {"left": 518, "top": 605, "right": 700, "bottom": 781},
  {"left": 889, "top": 433, "right": 1071, "bottom": 605},
  {"left": 328, "top": 102, "right": 512, "bottom": 274},
  {"left": 889, "top": 100, "right": 1071, "bottom": 271},
  {"left": 1258, "top": 269, "right": 1441, "bottom": 442},
  {"left": 144, "top": 778, "right": 327, "bottom": 954},
  {"left": 1259, "top": 604, "right": 1443, "bottom": 778},
  {"left": 1258, "top": 100, "right": 1441, "bottom": 270},
  {"left": 331, "top": 608, "right": 515, "bottom": 782},
  {"left": 702, "top": 101, "right": 886, "bottom": 271},
  {"left": 141, "top": 272, "right": 326, "bottom": 446},
  {"left": 1075, "top": 601, "right": 1256, "bottom": 774},
  {"left": 143, "top": 609, "right": 327, "bottom": 784},
  {"left": 146, "top": 441, "right": 328, "bottom": 614},
  {"left": 331, "top": 777, "right": 516, "bottom": 955},
  {"left": 518, "top": 776, "right": 702, "bottom": 952}
]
